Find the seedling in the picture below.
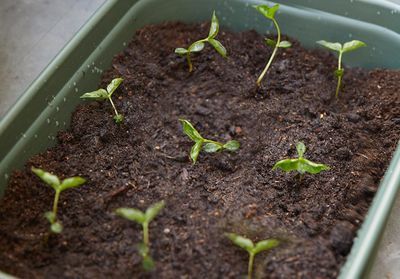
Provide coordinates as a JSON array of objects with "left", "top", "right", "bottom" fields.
[
  {"left": 179, "top": 119, "right": 240, "bottom": 164},
  {"left": 226, "top": 233, "right": 280, "bottom": 279},
  {"left": 273, "top": 142, "right": 330, "bottom": 179},
  {"left": 254, "top": 4, "right": 291, "bottom": 87},
  {"left": 175, "top": 11, "right": 227, "bottom": 72},
  {"left": 31, "top": 167, "right": 86, "bottom": 234},
  {"left": 316, "top": 40, "right": 366, "bottom": 98},
  {"left": 115, "top": 201, "right": 165, "bottom": 271},
  {"left": 80, "top": 77, "right": 124, "bottom": 123}
]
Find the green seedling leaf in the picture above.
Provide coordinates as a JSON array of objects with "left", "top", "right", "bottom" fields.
[
  {"left": 334, "top": 69, "right": 344, "bottom": 78},
  {"left": 273, "top": 142, "right": 330, "bottom": 175},
  {"left": 81, "top": 78, "right": 124, "bottom": 123},
  {"left": 180, "top": 119, "right": 203, "bottom": 142},
  {"left": 115, "top": 208, "right": 146, "bottom": 224},
  {"left": 203, "top": 142, "right": 222, "bottom": 153},
  {"left": 226, "top": 233, "right": 280, "bottom": 279},
  {"left": 144, "top": 201, "right": 165, "bottom": 223},
  {"left": 80, "top": 89, "right": 109, "bottom": 100},
  {"left": 175, "top": 11, "right": 227, "bottom": 72},
  {"left": 31, "top": 167, "right": 60, "bottom": 190},
  {"left": 32, "top": 167, "right": 86, "bottom": 234},
  {"left": 208, "top": 11, "right": 219, "bottom": 38},
  {"left": 223, "top": 140, "right": 240, "bottom": 151},
  {"left": 342, "top": 40, "right": 366, "bottom": 53},
  {"left": 60, "top": 177, "right": 86, "bottom": 191},
  {"left": 278, "top": 40, "right": 292, "bottom": 48},
  {"left": 208, "top": 38, "right": 227, "bottom": 58},
  {"left": 44, "top": 211, "right": 56, "bottom": 224},
  {"left": 265, "top": 38, "right": 277, "bottom": 47},
  {"left": 316, "top": 40, "right": 342, "bottom": 52},
  {"left": 253, "top": 239, "right": 280, "bottom": 254},
  {"left": 174, "top": 48, "right": 188, "bottom": 56},
  {"left": 142, "top": 255, "right": 155, "bottom": 271},
  {"left": 254, "top": 4, "right": 280, "bottom": 20},
  {"left": 51, "top": 222, "right": 63, "bottom": 234},
  {"left": 180, "top": 119, "right": 240, "bottom": 164},
  {"left": 107, "top": 77, "right": 123, "bottom": 95},
  {"left": 226, "top": 233, "right": 254, "bottom": 252},
  {"left": 254, "top": 4, "right": 288, "bottom": 87},
  {"left": 188, "top": 41, "right": 205, "bottom": 53},
  {"left": 114, "top": 114, "right": 124, "bottom": 124},
  {"left": 316, "top": 39, "right": 366, "bottom": 98},
  {"left": 296, "top": 142, "right": 306, "bottom": 158},
  {"left": 190, "top": 141, "right": 203, "bottom": 163}
]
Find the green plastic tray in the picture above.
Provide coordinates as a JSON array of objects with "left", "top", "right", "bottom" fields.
[{"left": 1, "top": 1, "right": 399, "bottom": 278}]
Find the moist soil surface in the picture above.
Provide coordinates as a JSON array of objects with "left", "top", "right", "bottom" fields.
[{"left": 1, "top": 22, "right": 399, "bottom": 279}]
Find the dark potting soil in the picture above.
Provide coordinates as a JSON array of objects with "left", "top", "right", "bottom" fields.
[{"left": 1, "top": 21, "right": 399, "bottom": 279}]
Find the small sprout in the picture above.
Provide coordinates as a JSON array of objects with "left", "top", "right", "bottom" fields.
[
  {"left": 316, "top": 40, "right": 366, "bottom": 98},
  {"left": 175, "top": 11, "right": 227, "bottom": 72},
  {"left": 226, "top": 233, "right": 280, "bottom": 279},
  {"left": 254, "top": 4, "right": 291, "bottom": 87},
  {"left": 115, "top": 201, "right": 165, "bottom": 271},
  {"left": 31, "top": 167, "right": 86, "bottom": 234},
  {"left": 80, "top": 77, "right": 124, "bottom": 123},
  {"left": 179, "top": 119, "right": 240, "bottom": 164},
  {"left": 273, "top": 142, "right": 330, "bottom": 179}
]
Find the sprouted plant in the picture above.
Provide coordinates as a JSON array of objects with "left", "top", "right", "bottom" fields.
[
  {"left": 254, "top": 4, "right": 291, "bottom": 87},
  {"left": 179, "top": 119, "right": 240, "bottom": 164},
  {"left": 273, "top": 142, "right": 330, "bottom": 179},
  {"left": 316, "top": 40, "right": 366, "bottom": 98},
  {"left": 226, "top": 233, "right": 280, "bottom": 279},
  {"left": 115, "top": 201, "right": 165, "bottom": 271},
  {"left": 175, "top": 11, "right": 227, "bottom": 72},
  {"left": 31, "top": 167, "right": 86, "bottom": 234},
  {"left": 80, "top": 77, "right": 124, "bottom": 123}
]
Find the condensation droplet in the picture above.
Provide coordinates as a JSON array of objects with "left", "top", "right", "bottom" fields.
[
  {"left": 63, "top": 97, "right": 67, "bottom": 102},
  {"left": 56, "top": 106, "right": 60, "bottom": 112},
  {"left": 47, "top": 118, "right": 51, "bottom": 124},
  {"left": 75, "top": 88, "right": 79, "bottom": 92},
  {"left": 73, "top": 82, "right": 77, "bottom": 86},
  {"left": 377, "top": 11, "right": 381, "bottom": 15},
  {"left": 4, "top": 173, "right": 9, "bottom": 180},
  {"left": 55, "top": 121, "right": 60, "bottom": 127},
  {"left": 34, "top": 134, "right": 38, "bottom": 138}
]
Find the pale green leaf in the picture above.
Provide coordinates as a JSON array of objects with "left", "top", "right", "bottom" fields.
[
  {"left": 60, "top": 176, "right": 86, "bottom": 192},
  {"left": 31, "top": 167, "right": 60, "bottom": 190},
  {"left": 144, "top": 201, "right": 165, "bottom": 223},
  {"left": 115, "top": 208, "right": 145, "bottom": 224},
  {"left": 142, "top": 254, "right": 155, "bottom": 271},
  {"left": 272, "top": 159, "right": 299, "bottom": 172},
  {"left": 335, "top": 69, "right": 344, "bottom": 77},
  {"left": 208, "top": 38, "right": 227, "bottom": 58},
  {"left": 203, "top": 142, "right": 222, "bottom": 153},
  {"left": 113, "top": 114, "right": 124, "bottom": 124},
  {"left": 44, "top": 211, "right": 56, "bottom": 223},
  {"left": 189, "top": 41, "right": 205, "bottom": 53},
  {"left": 316, "top": 40, "right": 342, "bottom": 52},
  {"left": 175, "top": 47, "right": 188, "bottom": 56},
  {"left": 253, "top": 239, "right": 280, "bottom": 254},
  {"left": 226, "top": 233, "right": 254, "bottom": 252},
  {"left": 190, "top": 141, "right": 203, "bottom": 164},
  {"left": 80, "top": 89, "right": 109, "bottom": 100},
  {"left": 51, "top": 221, "right": 63, "bottom": 234},
  {"left": 223, "top": 140, "right": 240, "bottom": 151},
  {"left": 298, "top": 158, "right": 330, "bottom": 174},
  {"left": 278, "top": 40, "right": 292, "bottom": 48},
  {"left": 342, "top": 40, "right": 366, "bottom": 53},
  {"left": 265, "top": 38, "right": 277, "bottom": 47},
  {"left": 254, "top": 4, "right": 280, "bottom": 20},
  {"left": 107, "top": 77, "right": 123, "bottom": 95},
  {"left": 296, "top": 142, "right": 306, "bottom": 158},
  {"left": 208, "top": 11, "right": 219, "bottom": 38},
  {"left": 180, "top": 119, "right": 203, "bottom": 142}
]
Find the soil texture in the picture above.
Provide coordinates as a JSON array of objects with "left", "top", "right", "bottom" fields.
[{"left": 0, "top": 22, "right": 399, "bottom": 278}]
